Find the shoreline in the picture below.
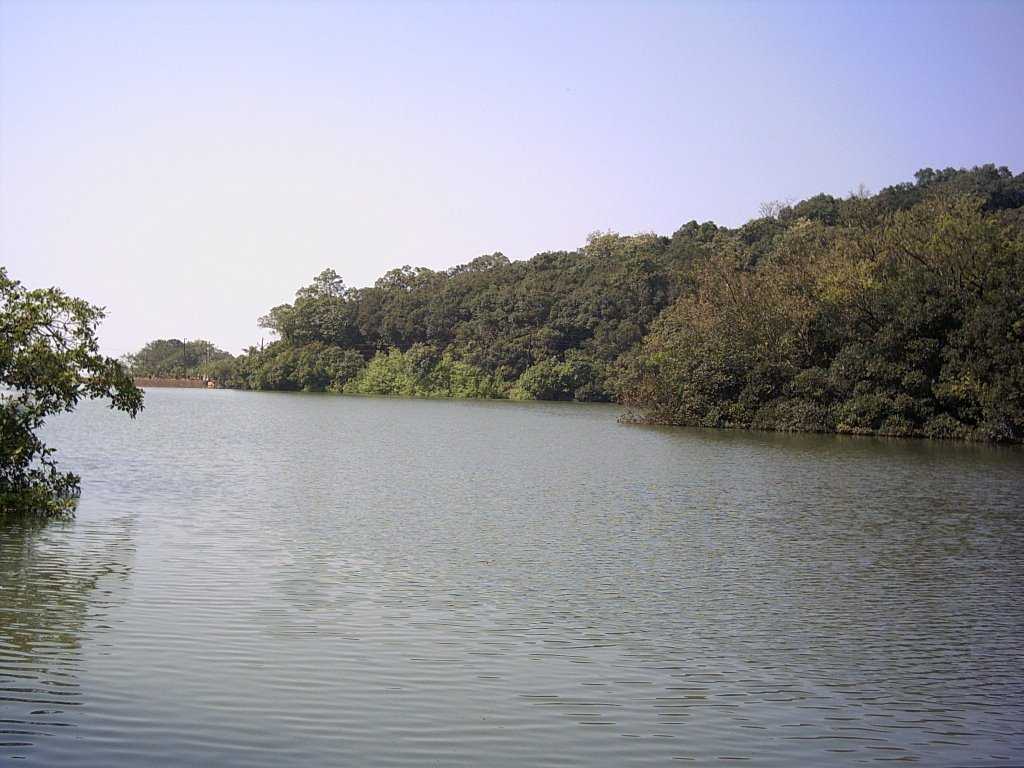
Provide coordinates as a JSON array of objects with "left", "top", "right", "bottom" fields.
[{"left": 133, "top": 377, "right": 215, "bottom": 389}]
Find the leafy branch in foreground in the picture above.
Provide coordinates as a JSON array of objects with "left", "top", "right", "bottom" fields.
[{"left": 1, "top": 267, "right": 143, "bottom": 518}]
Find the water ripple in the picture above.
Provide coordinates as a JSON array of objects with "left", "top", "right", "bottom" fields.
[{"left": 1, "top": 390, "right": 1021, "bottom": 765}]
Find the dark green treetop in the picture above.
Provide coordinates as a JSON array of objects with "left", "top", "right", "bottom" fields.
[{"left": 1, "top": 267, "right": 143, "bottom": 517}]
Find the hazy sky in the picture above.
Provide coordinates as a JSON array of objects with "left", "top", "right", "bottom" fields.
[{"left": 2, "top": 0, "right": 1021, "bottom": 355}]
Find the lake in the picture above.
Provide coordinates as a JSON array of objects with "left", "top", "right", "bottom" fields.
[{"left": 2, "top": 388, "right": 1022, "bottom": 766}]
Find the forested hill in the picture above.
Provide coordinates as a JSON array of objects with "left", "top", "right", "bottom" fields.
[
  {"left": 130, "top": 164, "right": 1024, "bottom": 442},
  {"left": 126, "top": 338, "right": 233, "bottom": 379}
]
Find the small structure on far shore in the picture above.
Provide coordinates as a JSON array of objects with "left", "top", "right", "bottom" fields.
[{"left": 133, "top": 377, "right": 217, "bottom": 389}]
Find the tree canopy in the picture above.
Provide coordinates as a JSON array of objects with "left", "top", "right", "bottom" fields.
[
  {"left": 1, "top": 268, "right": 144, "bottom": 516},
  {"left": 620, "top": 194, "right": 1024, "bottom": 442},
  {"left": 131, "top": 164, "right": 1024, "bottom": 442},
  {"left": 125, "top": 338, "right": 233, "bottom": 379}
]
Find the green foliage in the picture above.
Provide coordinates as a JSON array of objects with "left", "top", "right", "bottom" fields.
[
  {"left": 1, "top": 268, "right": 143, "bottom": 517},
  {"left": 343, "top": 345, "right": 508, "bottom": 398},
  {"left": 621, "top": 189, "right": 1024, "bottom": 442},
  {"left": 126, "top": 338, "right": 232, "bottom": 379},
  {"left": 511, "top": 352, "right": 609, "bottom": 401},
  {"left": 128, "top": 164, "right": 1024, "bottom": 443},
  {"left": 225, "top": 342, "right": 365, "bottom": 392},
  {"left": 225, "top": 230, "right": 700, "bottom": 397}
]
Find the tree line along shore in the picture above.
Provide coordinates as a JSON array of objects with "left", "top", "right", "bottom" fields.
[{"left": 126, "top": 165, "right": 1024, "bottom": 443}]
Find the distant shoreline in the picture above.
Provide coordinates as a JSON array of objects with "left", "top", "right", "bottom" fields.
[{"left": 133, "top": 377, "right": 215, "bottom": 389}]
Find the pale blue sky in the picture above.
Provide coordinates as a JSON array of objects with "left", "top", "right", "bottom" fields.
[{"left": 2, "top": 0, "right": 1021, "bottom": 355}]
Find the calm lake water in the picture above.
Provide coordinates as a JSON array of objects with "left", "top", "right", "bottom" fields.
[{"left": 2, "top": 389, "right": 1022, "bottom": 766}]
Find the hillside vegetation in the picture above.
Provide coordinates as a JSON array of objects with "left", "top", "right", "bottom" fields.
[
  {"left": 126, "top": 338, "right": 233, "bottom": 379},
  {"left": 130, "top": 165, "right": 1024, "bottom": 442}
]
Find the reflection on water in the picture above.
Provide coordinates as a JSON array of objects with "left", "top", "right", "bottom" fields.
[
  {"left": 1, "top": 389, "right": 1022, "bottom": 766},
  {"left": 0, "top": 514, "right": 135, "bottom": 755}
]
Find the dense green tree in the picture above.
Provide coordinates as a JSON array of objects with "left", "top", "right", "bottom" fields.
[
  {"left": 343, "top": 345, "right": 507, "bottom": 398},
  {"left": 1, "top": 268, "right": 143, "bottom": 516},
  {"left": 512, "top": 351, "right": 609, "bottom": 401},
  {"left": 211, "top": 229, "right": 699, "bottom": 396},
  {"left": 128, "top": 164, "right": 1024, "bottom": 441},
  {"left": 125, "top": 338, "right": 232, "bottom": 379},
  {"left": 621, "top": 192, "right": 1024, "bottom": 442}
]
